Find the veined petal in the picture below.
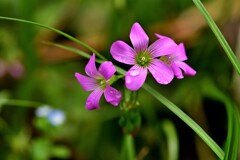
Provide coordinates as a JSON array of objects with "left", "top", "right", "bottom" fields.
[
  {"left": 98, "top": 61, "right": 116, "bottom": 80},
  {"left": 171, "top": 43, "right": 188, "bottom": 61},
  {"left": 75, "top": 73, "right": 98, "bottom": 91},
  {"left": 171, "top": 63, "right": 183, "bottom": 79},
  {"left": 104, "top": 85, "right": 122, "bottom": 106},
  {"left": 148, "top": 39, "right": 178, "bottom": 58},
  {"left": 125, "top": 65, "right": 147, "bottom": 91},
  {"left": 110, "top": 41, "right": 136, "bottom": 65},
  {"left": 148, "top": 59, "right": 174, "bottom": 84},
  {"left": 130, "top": 22, "right": 149, "bottom": 52},
  {"left": 175, "top": 61, "right": 197, "bottom": 76},
  {"left": 85, "top": 54, "right": 100, "bottom": 78},
  {"left": 86, "top": 88, "right": 104, "bottom": 110}
]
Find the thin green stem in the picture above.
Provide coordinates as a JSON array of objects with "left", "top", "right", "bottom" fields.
[
  {"left": 121, "top": 134, "right": 135, "bottom": 160},
  {"left": 0, "top": 16, "right": 107, "bottom": 61},
  {"left": 0, "top": 99, "right": 44, "bottom": 108},
  {"left": 192, "top": 0, "right": 240, "bottom": 75}
]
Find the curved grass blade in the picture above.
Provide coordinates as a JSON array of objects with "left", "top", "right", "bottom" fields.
[
  {"left": 192, "top": 0, "right": 240, "bottom": 75},
  {"left": 0, "top": 16, "right": 107, "bottom": 61},
  {"left": 142, "top": 83, "right": 224, "bottom": 159},
  {"left": 200, "top": 78, "right": 239, "bottom": 160}
]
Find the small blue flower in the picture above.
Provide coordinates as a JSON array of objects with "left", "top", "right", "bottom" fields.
[
  {"left": 48, "top": 110, "right": 65, "bottom": 126},
  {"left": 36, "top": 106, "right": 65, "bottom": 126}
]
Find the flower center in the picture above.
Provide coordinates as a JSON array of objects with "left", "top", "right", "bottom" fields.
[
  {"left": 135, "top": 52, "right": 152, "bottom": 67},
  {"left": 97, "top": 77, "right": 107, "bottom": 89},
  {"left": 160, "top": 56, "right": 172, "bottom": 65}
]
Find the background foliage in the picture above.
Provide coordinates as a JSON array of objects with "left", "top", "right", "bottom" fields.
[{"left": 0, "top": 0, "right": 239, "bottom": 159}]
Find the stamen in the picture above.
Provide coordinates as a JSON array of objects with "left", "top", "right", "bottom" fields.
[{"left": 136, "top": 52, "right": 152, "bottom": 67}]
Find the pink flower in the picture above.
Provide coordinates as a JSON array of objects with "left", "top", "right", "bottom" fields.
[
  {"left": 110, "top": 22, "right": 178, "bottom": 91},
  {"left": 75, "top": 54, "right": 122, "bottom": 110},
  {"left": 156, "top": 34, "right": 196, "bottom": 79}
]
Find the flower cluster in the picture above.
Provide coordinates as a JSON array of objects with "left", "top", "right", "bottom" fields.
[{"left": 75, "top": 22, "right": 196, "bottom": 110}]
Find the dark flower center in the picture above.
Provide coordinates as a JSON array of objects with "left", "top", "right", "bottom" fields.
[
  {"left": 160, "top": 56, "right": 172, "bottom": 65},
  {"left": 135, "top": 52, "right": 152, "bottom": 67}
]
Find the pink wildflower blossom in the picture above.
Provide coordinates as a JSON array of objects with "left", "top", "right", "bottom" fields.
[
  {"left": 110, "top": 22, "right": 178, "bottom": 91},
  {"left": 156, "top": 34, "right": 196, "bottom": 79},
  {"left": 75, "top": 54, "right": 122, "bottom": 110}
]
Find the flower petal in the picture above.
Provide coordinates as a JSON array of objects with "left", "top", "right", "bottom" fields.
[
  {"left": 148, "top": 38, "right": 178, "bottom": 58},
  {"left": 85, "top": 54, "right": 100, "bottom": 78},
  {"left": 175, "top": 61, "right": 197, "bottom": 76},
  {"left": 130, "top": 22, "right": 149, "bottom": 52},
  {"left": 125, "top": 65, "right": 147, "bottom": 91},
  {"left": 155, "top": 33, "right": 168, "bottom": 39},
  {"left": 75, "top": 72, "right": 98, "bottom": 91},
  {"left": 171, "top": 63, "right": 183, "bottom": 79},
  {"left": 104, "top": 85, "right": 122, "bottom": 106},
  {"left": 148, "top": 59, "right": 174, "bottom": 84},
  {"left": 98, "top": 61, "right": 116, "bottom": 80},
  {"left": 171, "top": 43, "right": 188, "bottom": 61},
  {"left": 110, "top": 41, "right": 136, "bottom": 65},
  {"left": 86, "top": 88, "right": 104, "bottom": 110}
]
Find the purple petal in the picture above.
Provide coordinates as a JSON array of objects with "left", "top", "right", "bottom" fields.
[
  {"left": 85, "top": 54, "right": 100, "bottom": 78},
  {"left": 130, "top": 22, "right": 149, "bottom": 52},
  {"left": 155, "top": 33, "right": 168, "bottom": 39},
  {"left": 148, "top": 59, "right": 174, "bottom": 85},
  {"left": 148, "top": 38, "right": 178, "bottom": 58},
  {"left": 104, "top": 85, "right": 122, "bottom": 106},
  {"left": 171, "top": 63, "right": 184, "bottom": 79},
  {"left": 98, "top": 61, "right": 116, "bottom": 80},
  {"left": 86, "top": 88, "right": 104, "bottom": 110},
  {"left": 171, "top": 43, "right": 188, "bottom": 61},
  {"left": 75, "top": 73, "right": 98, "bottom": 91},
  {"left": 175, "top": 61, "right": 197, "bottom": 76},
  {"left": 125, "top": 65, "right": 147, "bottom": 91},
  {"left": 110, "top": 41, "right": 136, "bottom": 65}
]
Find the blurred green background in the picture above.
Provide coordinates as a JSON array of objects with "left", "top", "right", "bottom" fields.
[{"left": 0, "top": 0, "right": 239, "bottom": 159}]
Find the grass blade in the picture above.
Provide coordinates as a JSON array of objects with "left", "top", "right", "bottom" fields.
[
  {"left": 142, "top": 83, "right": 225, "bottom": 159},
  {"left": 0, "top": 16, "right": 106, "bottom": 61},
  {"left": 192, "top": 0, "right": 240, "bottom": 75}
]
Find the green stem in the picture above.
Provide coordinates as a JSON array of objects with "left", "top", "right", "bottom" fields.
[
  {"left": 0, "top": 16, "right": 106, "bottom": 61},
  {"left": 192, "top": 0, "right": 240, "bottom": 75},
  {"left": 0, "top": 99, "right": 44, "bottom": 108},
  {"left": 121, "top": 134, "right": 135, "bottom": 160}
]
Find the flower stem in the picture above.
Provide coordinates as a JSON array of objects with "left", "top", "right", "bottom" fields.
[{"left": 121, "top": 134, "right": 135, "bottom": 160}]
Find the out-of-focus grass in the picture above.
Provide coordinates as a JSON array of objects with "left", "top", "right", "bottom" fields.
[{"left": 0, "top": 0, "right": 239, "bottom": 159}]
